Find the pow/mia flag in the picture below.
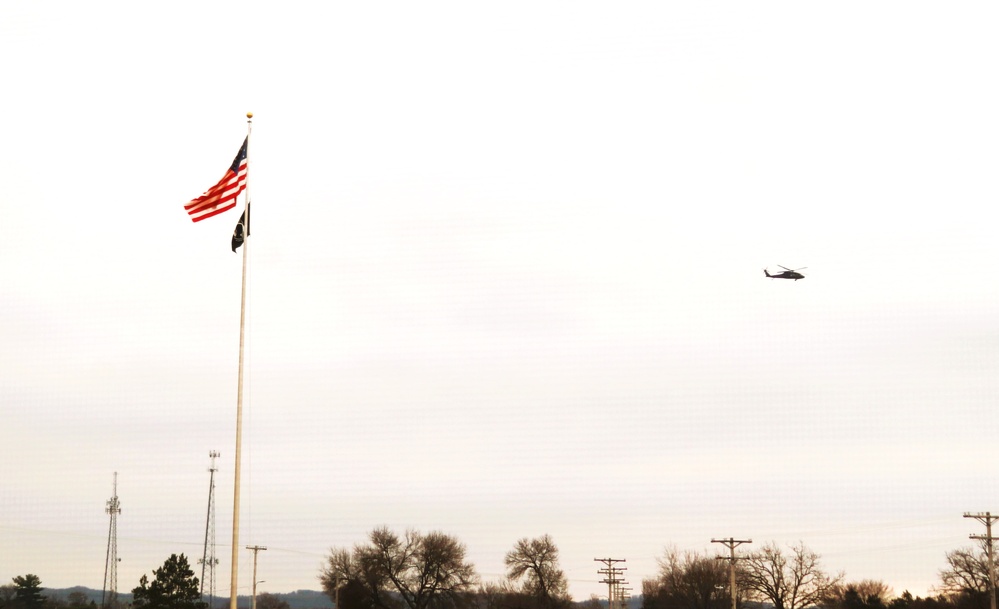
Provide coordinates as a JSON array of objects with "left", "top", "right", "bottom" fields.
[{"left": 232, "top": 203, "right": 250, "bottom": 252}]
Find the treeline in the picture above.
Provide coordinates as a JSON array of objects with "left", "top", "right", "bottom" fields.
[
  {"left": 0, "top": 577, "right": 97, "bottom": 609},
  {"left": 3, "top": 528, "right": 996, "bottom": 609},
  {"left": 641, "top": 542, "right": 994, "bottom": 609},
  {"left": 318, "top": 528, "right": 996, "bottom": 609},
  {"left": 2, "top": 588, "right": 334, "bottom": 609}
]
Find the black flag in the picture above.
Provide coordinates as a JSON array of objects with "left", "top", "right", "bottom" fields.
[{"left": 231, "top": 203, "right": 250, "bottom": 252}]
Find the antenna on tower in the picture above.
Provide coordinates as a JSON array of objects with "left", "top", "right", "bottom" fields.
[
  {"left": 102, "top": 472, "right": 121, "bottom": 609},
  {"left": 200, "top": 452, "right": 221, "bottom": 607}
]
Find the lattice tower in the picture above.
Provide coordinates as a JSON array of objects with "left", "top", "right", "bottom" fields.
[
  {"left": 200, "top": 451, "right": 220, "bottom": 606},
  {"left": 102, "top": 473, "right": 121, "bottom": 609}
]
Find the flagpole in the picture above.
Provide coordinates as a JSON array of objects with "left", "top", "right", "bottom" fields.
[{"left": 230, "top": 111, "right": 253, "bottom": 609}]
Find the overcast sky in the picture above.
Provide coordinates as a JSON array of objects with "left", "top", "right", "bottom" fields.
[{"left": 2, "top": 0, "right": 998, "bottom": 602}]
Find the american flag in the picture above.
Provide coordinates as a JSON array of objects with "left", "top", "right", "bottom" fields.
[{"left": 184, "top": 137, "right": 248, "bottom": 222}]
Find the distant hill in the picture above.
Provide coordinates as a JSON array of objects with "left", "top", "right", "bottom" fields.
[
  {"left": 42, "top": 587, "right": 333, "bottom": 609},
  {"left": 42, "top": 587, "right": 119, "bottom": 606},
  {"left": 261, "top": 590, "right": 334, "bottom": 609}
]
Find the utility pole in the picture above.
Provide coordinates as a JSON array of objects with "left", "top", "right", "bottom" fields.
[
  {"left": 619, "top": 586, "right": 633, "bottom": 609},
  {"left": 595, "top": 558, "right": 626, "bottom": 609},
  {"left": 712, "top": 538, "right": 752, "bottom": 609},
  {"left": 246, "top": 545, "right": 267, "bottom": 609},
  {"left": 965, "top": 512, "right": 998, "bottom": 609}
]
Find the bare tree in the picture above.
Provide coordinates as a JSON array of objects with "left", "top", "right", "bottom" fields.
[
  {"left": 852, "top": 581, "right": 894, "bottom": 604},
  {"left": 320, "top": 527, "right": 479, "bottom": 609},
  {"left": 255, "top": 594, "right": 290, "bottom": 609},
  {"left": 0, "top": 585, "right": 16, "bottom": 609},
  {"left": 937, "top": 545, "right": 993, "bottom": 609},
  {"left": 641, "top": 547, "right": 728, "bottom": 609},
  {"left": 939, "top": 546, "right": 992, "bottom": 596},
  {"left": 65, "top": 592, "right": 93, "bottom": 609},
  {"left": 822, "top": 580, "right": 894, "bottom": 609},
  {"left": 738, "top": 542, "right": 842, "bottom": 609},
  {"left": 504, "top": 535, "right": 571, "bottom": 609},
  {"left": 473, "top": 582, "right": 519, "bottom": 609},
  {"left": 42, "top": 596, "right": 68, "bottom": 609}
]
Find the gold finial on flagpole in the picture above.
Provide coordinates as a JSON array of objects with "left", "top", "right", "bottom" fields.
[{"left": 246, "top": 112, "right": 253, "bottom": 119}]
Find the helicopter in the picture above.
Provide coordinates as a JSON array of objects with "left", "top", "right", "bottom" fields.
[{"left": 764, "top": 265, "right": 806, "bottom": 280}]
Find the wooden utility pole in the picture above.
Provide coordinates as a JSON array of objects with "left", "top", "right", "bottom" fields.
[
  {"left": 965, "top": 513, "right": 998, "bottom": 609},
  {"left": 618, "top": 586, "right": 633, "bottom": 609},
  {"left": 246, "top": 545, "right": 267, "bottom": 609},
  {"left": 712, "top": 538, "right": 752, "bottom": 609},
  {"left": 595, "top": 558, "right": 627, "bottom": 609}
]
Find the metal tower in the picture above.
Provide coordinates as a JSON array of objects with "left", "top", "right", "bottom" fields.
[
  {"left": 200, "top": 451, "right": 221, "bottom": 607},
  {"left": 102, "top": 472, "right": 121, "bottom": 609}
]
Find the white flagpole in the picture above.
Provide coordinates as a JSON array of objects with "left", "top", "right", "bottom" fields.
[{"left": 230, "top": 111, "right": 253, "bottom": 609}]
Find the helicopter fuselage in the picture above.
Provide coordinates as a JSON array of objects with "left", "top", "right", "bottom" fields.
[{"left": 764, "top": 269, "right": 804, "bottom": 280}]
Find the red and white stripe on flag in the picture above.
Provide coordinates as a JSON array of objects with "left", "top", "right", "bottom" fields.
[{"left": 184, "top": 139, "right": 248, "bottom": 222}]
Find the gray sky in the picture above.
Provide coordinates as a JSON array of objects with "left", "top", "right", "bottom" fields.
[{"left": 2, "top": 0, "right": 998, "bottom": 602}]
